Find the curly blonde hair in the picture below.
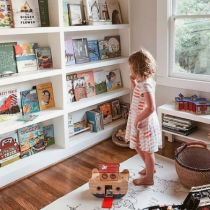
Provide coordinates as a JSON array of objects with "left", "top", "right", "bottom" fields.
[{"left": 128, "top": 48, "right": 156, "bottom": 79}]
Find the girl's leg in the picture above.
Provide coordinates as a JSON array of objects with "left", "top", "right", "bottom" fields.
[{"left": 133, "top": 152, "right": 155, "bottom": 185}]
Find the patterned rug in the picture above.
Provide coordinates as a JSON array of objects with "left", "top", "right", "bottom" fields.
[{"left": 41, "top": 154, "right": 189, "bottom": 210}]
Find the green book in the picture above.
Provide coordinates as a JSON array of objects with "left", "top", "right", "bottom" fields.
[
  {"left": 38, "top": 0, "right": 50, "bottom": 27},
  {"left": 0, "top": 42, "right": 17, "bottom": 74}
]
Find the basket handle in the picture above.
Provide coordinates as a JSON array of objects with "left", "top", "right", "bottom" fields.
[{"left": 186, "top": 141, "right": 207, "bottom": 148}]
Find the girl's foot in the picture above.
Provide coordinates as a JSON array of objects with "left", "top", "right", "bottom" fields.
[
  {"left": 138, "top": 168, "right": 156, "bottom": 175},
  {"left": 133, "top": 177, "right": 154, "bottom": 186}
]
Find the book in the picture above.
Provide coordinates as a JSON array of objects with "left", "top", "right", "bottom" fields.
[
  {"left": 111, "top": 99, "right": 122, "bottom": 120},
  {"left": 11, "top": 0, "right": 41, "bottom": 27},
  {"left": 0, "top": 153, "right": 20, "bottom": 167},
  {"left": 98, "top": 40, "right": 109, "bottom": 59},
  {"left": 87, "top": 40, "right": 100, "bottom": 61},
  {"left": 66, "top": 74, "right": 77, "bottom": 103},
  {"left": 36, "top": 82, "right": 55, "bottom": 111},
  {"left": 120, "top": 102, "right": 130, "bottom": 121},
  {"left": 104, "top": 35, "right": 121, "bottom": 58},
  {"left": 0, "top": 88, "right": 21, "bottom": 122},
  {"left": 38, "top": 0, "right": 50, "bottom": 27},
  {"left": 73, "top": 120, "right": 86, "bottom": 132},
  {"left": 73, "top": 77, "right": 87, "bottom": 101},
  {"left": 105, "top": 69, "right": 123, "bottom": 91},
  {"left": 77, "top": 71, "right": 96, "bottom": 98},
  {"left": 83, "top": 0, "right": 100, "bottom": 21},
  {"left": 14, "top": 43, "right": 38, "bottom": 73},
  {"left": 86, "top": 110, "right": 101, "bottom": 132},
  {"left": 68, "top": 114, "right": 74, "bottom": 136},
  {"left": 162, "top": 125, "right": 198, "bottom": 136},
  {"left": 99, "top": 3, "right": 109, "bottom": 20},
  {"left": 98, "top": 102, "right": 112, "bottom": 124},
  {"left": 20, "top": 89, "right": 40, "bottom": 115},
  {"left": 68, "top": 4, "right": 83, "bottom": 26},
  {"left": 17, "top": 114, "right": 38, "bottom": 121},
  {"left": 43, "top": 124, "right": 55, "bottom": 147},
  {"left": 0, "top": 42, "right": 17, "bottom": 74},
  {"left": 86, "top": 20, "right": 112, "bottom": 25},
  {"left": 91, "top": 109, "right": 104, "bottom": 130},
  {"left": 105, "top": 0, "right": 123, "bottom": 24},
  {"left": 35, "top": 47, "right": 53, "bottom": 69},
  {"left": 65, "top": 38, "right": 75, "bottom": 65},
  {"left": 72, "top": 38, "right": 90, "bottom": 64},
  {"left": 0, "top": 0, "right": 13, "bottom": 28},
  {"left": 63, "top": 0, "right": 70, "bottom": 26},
  {"left": 0, "top": 131, "right": 20, "bottom": 161},
  {"left": 93, "top": 71, "right": 107, "bottom": 95}
]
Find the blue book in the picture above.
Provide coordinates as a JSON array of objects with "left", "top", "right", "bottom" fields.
[
  {"left": 86, "top": 111, "right": 101, "bottom": 132},
  {"left": 43, "top": 124, "right": 55, "bottom": 147},
  {"left": 20, "top": 89, "right": 40, "bottom": 115},
  {"left": 88, "top": 40, "right": 100, "bottom": 61}
]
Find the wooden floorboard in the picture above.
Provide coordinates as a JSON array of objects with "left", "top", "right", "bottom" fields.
[{"left": 0, "top": 139, "right": 181, "bottom": 210}]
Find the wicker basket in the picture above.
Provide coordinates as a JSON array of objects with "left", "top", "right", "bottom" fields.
[
  {"left": 112, "top": 123, "right": 130, "bottom": 147},
  {"left": 174, "top": 141, "right": 210, "bottom": 188}
]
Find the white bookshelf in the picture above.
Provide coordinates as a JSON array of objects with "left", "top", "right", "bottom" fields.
[{"left": 0, "top": 0, "right": 131, "bottom": 188}]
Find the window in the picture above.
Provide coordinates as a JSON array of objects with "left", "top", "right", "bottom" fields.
[{"left": 171, "top": 0, "right": 210, "bottom": 81}]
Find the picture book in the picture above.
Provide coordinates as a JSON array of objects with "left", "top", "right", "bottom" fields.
[
  {"left": 66, "top": 74, "right": 76, "bottom": 103},
  {"left": 63, "top": 0, "right": 70, "bottom": 26},
  {"left": 14, "top": 43, "right": 38, "bottom": 73},
  {"left": 98, "top": 40, "right": 109, "bottom": 59},
  {"left": 65, "top": 38, "right": 75, "bottom": 65},
  {"left": 83, "top": 0, "right": 100, "bottom": 21},
  {"left": 36, "top": 82, "right": 55, "bottom": 111},
  {"left": 105, "top": 69, "right": 123, "bottom": 91},
  {"left": 111, "top": 99, "right": 122, "bottom": 120},
  {"left": 43, "top": 124, "right": 55, "bottom": 147},
  {"left": 86, "top": 110, "right": 101, "bottom": 132},
  {"left": 11, "top": 0, "right": 41, "bottom": 27},
  {"left": 0, "top": 0, "right": 13, "bottom": 28},
  {"left": 120, "top": 102, "right": 130, "bottom": 121},
  {"left": 35, "top": 47, "right": 53, "bottom": 70},
  {"left": 98, "top": 102, "right": 112, "bottom": 124},
  {"left": 72, "top": 38, "right": 91, "bottom": 64},
  {"left": 0, "top": 131, "right": 20, "bottom": 161},
  {"left": 68, "top": 4, "right": 82, "bottom": 26},
  {"left": 104, "top": 35, "right": 121, "bottom": 58},
  {"left": 105, "top": 0, "right": 123, "bottom": 24},
  {"left": 68, "top": 114, "right": 74, "bottom": 136},
  {"left": 73, "top": 77, "right": 87, "bottom": 101},
  {"left": 0, "top": 153, "right": 20, "bottom": 167},
  {"left": 0, "top": 88, "right": 21, "bottom": 122},
  {"left": 77, "top": 71, "right": 96, "bottom": 98},
  {"left": 17, "top": 114, "right": 38, "bottom": 121},
  {"left": 20, "top": 89, "right": 40, "bottom": 115},
  {"left": 0, "top": 42, "right": 17, "bottom": 74},
  {"left": 93, "top": 71, "right": 107, "bottom": 95},
  {"left": 87, "top": 40, "right": 100, "bottom": 61},
  {"left": 99, "top": 3, "right": 109, "bottom": 20},
  {"left": 73, "top": 120, "right": 86, "bottom": 132},
  {"left": 38, "top": 0, "right": 50, "bottom": 27},
  {"left": 18, "top": 122, "right": 43, "bottom": 152},
  {"left": 91, "top": 109, "right": 104, "bottom": 131}
]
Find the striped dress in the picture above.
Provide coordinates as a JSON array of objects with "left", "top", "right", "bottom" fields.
[{"left": 125, "top": 78, "right": 161, "bottom": 153}]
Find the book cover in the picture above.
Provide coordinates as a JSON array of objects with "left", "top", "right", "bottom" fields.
[
  {"left": 99, "top": 3, "right": 109, "bottom": 20},
  {"left": 66, "top": 74, "right": 77, "bottom": 103},
  {"left": 120, "top": 102, "right": 130, "bottom": 121},
  {"left": 14, "top": 43, "right": 38, "bottom": 73},
  {"left": 0, "top": 42, "right": 17, "bottom": 74},
  {"left": 43, "top": 124, "right": 55, "bottom": 147},
  {"left": 68, "top": 4, "right": 82, "bottom": 26},
  {"left": 98, "top": 102, "right": 112, "bottom": 124},
  {"left": 93, "top": 71, "right": 107, "bottom": 95},
  {"left": 87, "top": 40, "right": 100, "bottom": 61},
  {"left": 105, "top": 0, "right": 123, "bottom": 24},
  {"left": 91, "top": 109, "right": 104, "bottom": 130},
  {"left": 72, "top": 38, "right": 91, "bottom": 64},
  {"left": 111, "top": 99, "right": 122, "bottom": 120},
  {"left": 105, "top": 69, "right": 123, "bottom": 91},
  {"left": 18, "top": 122, "right": 43, "bottom": 152},
  {"left": 35, "top": 47, "right": 53, "bottom": 69},
  {"left": 11, "top": 0, "right": 41, "bottom": 27},
  {"left": 73, "top": 120, "right": 86, "bottom": 132},
  {"left": 65, "top": 38, "right": 75, "bottom": 65},
  {"left": 0, "top": 131, "right": 20, "bottom": 161},
  {"left": 63, "top": 0, "right": 70, "bottom": 26},
  {"left": 38, "top": 0, "right": 50, "bottom": 27},
  {"left": 98, "top": 40, "right": 109, "bottom": 60},
  {"left": 0, "top": 88, "right": 21, "bottom": 122},
  {"left": 36, "top": 82, "right": 55, "bottom": 111},
  {"left": 104, "top": 35, "right": 121, "bottom": 58},
  {"left": 20, "top": 89, "right": 40, "bottom": 115},
  {"left": 68, "top": 114, "right": 74, "bottom": 136},
  {"left": 77, "top": 71, "right": 96, "bottom": 98},
  {"left": 83, "top": 0, "right": 100, "bottom": 21},
  {"left": 86, "top": 111, "right": 100, "bottom": 132},
  {"left": 0, "top": 153, "right": 20, "bottom": 167},
  {"left": 73, "top": 77, "right": 87, "bottom": 101},
  {"left": 0, "top": 0, "right": 13, "bottom": 27},
  {"left": 17, "top": 114, "right": 38, "bottom": 121}
]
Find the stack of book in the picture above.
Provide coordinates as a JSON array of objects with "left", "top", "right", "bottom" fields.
[{"left": 162, "top": 114, "right": 198, "bottom": 136}]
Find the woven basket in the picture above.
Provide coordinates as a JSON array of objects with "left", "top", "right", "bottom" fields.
[
  {"left": 112, "top": 123, "right": 129, "bottom": 147},
  {"left": 174, "top": 141, "right": 210, "bottom": 188}
]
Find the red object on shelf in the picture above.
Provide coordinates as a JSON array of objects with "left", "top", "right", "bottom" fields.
[{"left": 102, "top": 197, "right": 113, "bottom": 208}]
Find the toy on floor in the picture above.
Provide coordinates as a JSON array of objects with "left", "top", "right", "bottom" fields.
[
  {"left": 142, "top": 184, "right": 210, "bottom": 210},
  {"left": 116, "top": 129, "right": 126, "bottom": 141},
  {"left": 89, "top": 163, "right": 129, "bottom": 208}
]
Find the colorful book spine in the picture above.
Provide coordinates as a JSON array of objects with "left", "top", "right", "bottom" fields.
[{"left": 38, "top": 0, "right": 50, "bottom": 27}]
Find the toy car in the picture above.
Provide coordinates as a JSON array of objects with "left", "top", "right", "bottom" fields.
[{"left": 0, "top": 71, "right": 14, "bottom": 77}]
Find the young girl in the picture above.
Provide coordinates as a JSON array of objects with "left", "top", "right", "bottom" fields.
[{"left": 125, "top": 48, "right": 161, "bottom": 186}]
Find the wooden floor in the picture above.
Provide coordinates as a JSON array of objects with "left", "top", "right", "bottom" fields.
[{"left": 0, "top": 139, "right": 181, "bottom": 210}]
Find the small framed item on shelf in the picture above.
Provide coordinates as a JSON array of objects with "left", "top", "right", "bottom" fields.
[
  {"left": 68, "top": 4, "right": 83, "bottom": 26},
  {"left": 99, "top": 3, "right": 110, "bottom": 20},
  {"left": 111, "top": 99, "right": 122, "bottom": 120},
  {"left": 105, "top": 35, "right": 121, "bottom": 58}
]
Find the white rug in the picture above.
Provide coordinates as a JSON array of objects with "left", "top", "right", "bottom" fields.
[{"left": 42, "top": 154, "right": 189, "bottom": 210}]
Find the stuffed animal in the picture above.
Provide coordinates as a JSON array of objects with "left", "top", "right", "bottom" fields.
[{"left": 116, "top": 129, "right": 126, "bottom": 141}]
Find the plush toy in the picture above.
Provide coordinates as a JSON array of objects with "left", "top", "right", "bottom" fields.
[{"left": 116, "top": 129, "right": 126, "bottom": 141}]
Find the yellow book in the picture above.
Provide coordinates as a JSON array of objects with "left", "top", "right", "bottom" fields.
[
  {"left": 0, "top": 154, "right": 20, "bottom": 167},
  {"left": 36, "top": 82, "right": 55, "bottom": 111}
]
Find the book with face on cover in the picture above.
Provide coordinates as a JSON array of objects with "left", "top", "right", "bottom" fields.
[
  {"left": 73, "top": 77, "right": 87, "bottom": 101},
  {"left": 105, "top": 69, "right": 122, "bottom": 91}
]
